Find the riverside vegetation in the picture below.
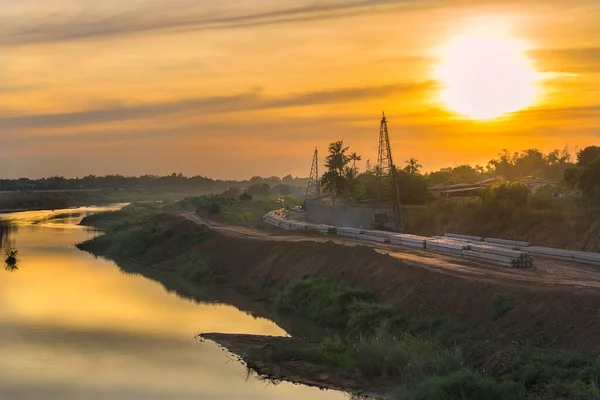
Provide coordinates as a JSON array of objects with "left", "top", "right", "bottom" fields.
[
  {"left": 253, "top": 277, "right": 600, "bottom": 400},
  {"left": 77, "top": 200, "right": 600, "bottom": 400}
]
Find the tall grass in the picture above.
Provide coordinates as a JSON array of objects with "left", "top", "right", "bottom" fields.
[
  {"left": 78, "top": 212, "right": 211, "bottom": 265},
  {"left": 275, "top": 277, "right": 374, "bottom": 327},
  {"left": 394, "top": 370, "right": 526, "bottom": 400},
  {"left": 268, "top": 276, "right": 600, "bottom": 400}
]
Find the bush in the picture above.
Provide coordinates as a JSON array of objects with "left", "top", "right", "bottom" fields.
[
  {"left": 394, "top": 370, "right": 526, "bottom": 400},
  {"left": 177, "top": 255, "right": 214, "bottom": 283},
  {"left": 208, "top": 201, "right": 221, "bottom": 214},
  {"left": 530, "top": 380, "right": 600, "bottom": 400},
  {"left": 501, "top": 348, "right": 600, "bottom": 391},
  {"left": 239, "top": 192, "right": 253, "bottom": 202},
  {"left": 353, "top": 327, "right": 463, "bottom": 380},
  {"left": 275, "top": 277, "right": 374, "bottom": 327},
  {"left": 492, "top": 293, "right": 513, "bottom": 319},
  {"left": 347, "top": 301, "right": 398, "bottom": 335}
]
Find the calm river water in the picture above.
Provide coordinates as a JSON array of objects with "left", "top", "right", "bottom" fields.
[{"left": 0, "top": 206, "right": 348, "bottom": 400}]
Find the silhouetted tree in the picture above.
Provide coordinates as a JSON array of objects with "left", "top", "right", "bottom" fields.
[{"left": 404, "top": 158, "right": 422, "bottom": 175}]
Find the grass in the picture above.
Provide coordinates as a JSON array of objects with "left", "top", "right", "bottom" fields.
[
  {"left": 260, "top": 276, "right": 600, "bottom": 399},
  {"left": 393, "top": 370, "right": 526, "bottom": 400},
  {"left": 176, "top": 254, "right": 222, "bottom": 283},
  {"left": 275, "top": 277, "right": 374, "bottom": 327},
  {"left": 79, "top": 202, "right": 160, "bottom": 229},
  {"left": 78, "top": 212, "right": 211, "bottom": 266},
  {"left": 249, "top": 327, "right": 464, "bottom": 383}
]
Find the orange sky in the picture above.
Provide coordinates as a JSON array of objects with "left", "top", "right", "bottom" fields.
[{"left": 0, "top": 0, "right": 598, "bottom": 179}]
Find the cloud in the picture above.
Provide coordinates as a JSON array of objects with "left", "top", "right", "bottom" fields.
[
  {"left": 0, "top": 0, "right": 423, "bottom": 46},
  {"left": 0, "top": 81, "right": 435, "bottom": 129},
  {"left": 516, "top": 104, "right": 600, "bottom": 121},
  {"left": 530, "top": 47, "right": 600, "bottom": 73}
]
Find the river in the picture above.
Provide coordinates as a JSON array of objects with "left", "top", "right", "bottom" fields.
[{"left": 0, "top": 206, "right": 348, "bottom": 400}]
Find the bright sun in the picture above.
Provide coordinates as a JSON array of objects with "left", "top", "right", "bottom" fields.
[{"left": 435, "top": 34, "right": 539, "bottom": 120}]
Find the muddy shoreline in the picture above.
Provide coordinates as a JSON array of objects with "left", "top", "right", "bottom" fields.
[{"left": 199, "top": 333, "right": 389, "bottom": 398}]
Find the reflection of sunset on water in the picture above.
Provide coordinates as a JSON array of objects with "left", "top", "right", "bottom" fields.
[{"left": 0, "top": 208, "right": 346, "bottom": 400}]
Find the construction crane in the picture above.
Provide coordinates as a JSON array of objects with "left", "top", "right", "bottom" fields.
[
  {"left": 304, "top": 147, "right": 320, "bottom": 207},
  {"left": 373, "top": 112, "right": 404, "bottom": 232}
]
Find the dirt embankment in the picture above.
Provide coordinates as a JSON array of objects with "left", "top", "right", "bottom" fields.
[{"left": 163, "top": 218, "right": 600, "bottom": 359}]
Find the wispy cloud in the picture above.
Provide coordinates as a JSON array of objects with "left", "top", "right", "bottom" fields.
[
  {"left": 0, "top": 0, "right": 423, "bottom": 46},
  {"left": 0, "top": 81, "right": 435, "bottom": 129}
]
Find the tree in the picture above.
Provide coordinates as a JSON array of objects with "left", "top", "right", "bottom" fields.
[
  {"left": 325, "top": 140, "right": 350, "bottom": 175},
  {"left": 349, "top": 152, "right": 362, "bottom": 173},
  {"left": 404, "top": 158, "right": 422, "bottom": 175},
  {"left": 247, "top": 183, "right": 271, "bottom": 197},
  {"left": 221, "top": 186, "right": 241, "bottom": 198},
  {"left": 579, "top": 157, "right": 600, "bottom": 196},
  {"left": 321, "top": 140, "right": 352, "bottom": 198},
  {"left": 563, "top": 167, "right": 581, "bottom": 189},
  {"left": 577, "top": 146, "right": 600, "bottom": 167},
  {"left": 239, "top": 192, "right": 253, "bottom": 201}
]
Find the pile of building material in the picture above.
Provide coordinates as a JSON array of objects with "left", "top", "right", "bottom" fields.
[
  {"left": 336, "top": 227, "right": 362, "bottom": 239},
  {"left": 363, "top": 230, "right": 392, "bottom": 244},
  {"left": 520, "top": 245, "right": 600, "bottom": 266},
  {"left": 425, "top": 239, "right": 470, "bottom": 256},
  {"left": 444, "top": 233, "right": 484, "bottom": 242},
  {"left": 520, "top": 246, "right": 576, "bottom": 262},
  {"left": 572, "top": 250, "right": 600, "bottom": 266},
  {"left": 484, "top": 238, "right": 530, "bottom": 247},
  {"left": 264, "top": 213, "right": 600, "bottom": 268},
  {"left": 463, "top": 250, "right": 522, "bottom": 268},
  {"left": 263, "top": 213, "right": 284, "bottom": 228},
  {"left": 389, "top": 234, "right": 428, "bottom": 249},
  {"left": 467, "top": 244, "right": 534, "bottom": 268}
]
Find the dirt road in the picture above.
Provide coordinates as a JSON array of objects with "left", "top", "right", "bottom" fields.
[{"left": 180, "top": 212, "right": 600, "bottom": 292}]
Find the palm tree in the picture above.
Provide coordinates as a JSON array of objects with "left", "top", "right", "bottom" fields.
[
  {"left": 325, "top": 140, "right": 350, "bottom": 175},
  {"left": 349, "top": 152, "right": 362, "bottom": 174},
  {"left": 404, "top": 158, "right": 422, "bottom": 175}
]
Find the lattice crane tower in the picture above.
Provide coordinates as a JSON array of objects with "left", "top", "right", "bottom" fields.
[
  {"left": 374, "top": 112, "right": 404, "bottom": 232},
  {"left": 304, "top": 147, "right": 321, "bottom": 206}
]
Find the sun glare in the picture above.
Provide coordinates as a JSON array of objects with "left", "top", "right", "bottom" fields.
[{"left": 435, "top": 34, "right": 539, "bottom": 120}]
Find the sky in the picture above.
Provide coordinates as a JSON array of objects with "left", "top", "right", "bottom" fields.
[{"left": 0, "top": 0, "right": 598, "bottom": 179}]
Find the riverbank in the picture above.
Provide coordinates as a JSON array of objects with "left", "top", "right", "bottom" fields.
[
  {"left": 0, "top": 189, "right": 213, "bottom": 213},
  {"left": 76, "top": 209, "right": 600, "bottom": 399},
  {"left": 200, "top": 333, "right": 393, "bottom": 397}
]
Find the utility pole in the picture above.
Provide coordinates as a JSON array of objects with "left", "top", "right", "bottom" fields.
[
  {"left": 304, "top": 147, "right": 320, "bottom": 207},
  {"left": 373, "top": 112, "right": 404, "bottom": 232}
]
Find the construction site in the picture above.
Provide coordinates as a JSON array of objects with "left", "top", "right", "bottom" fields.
[{"left": 262, "top": 112, "right": 600, "bottom": 271}]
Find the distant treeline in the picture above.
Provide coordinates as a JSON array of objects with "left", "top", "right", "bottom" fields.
[{"left": 0, "top": 173, "right": 309, "bottom": 192}]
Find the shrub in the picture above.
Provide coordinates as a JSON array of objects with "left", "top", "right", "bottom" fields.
[
  {"left": 353, "top": 327, "right": 463, "bottom": 380},
  {"left": 347, "top": 301, "right": 398, "bottom": 335},
  {"left": 530, "top": 379, "right": 600, "bottom": 400},
  {"left": 275, "top": 277, "right": 374, "bottom": 327},
  {"left": 239, "top": 192, "right": 253, "bottom": 201},
  {"left": 492, "top": 293, "right": 513, "bottom": 319},
  {"left": 208, "top": 201, "right": 221, "bottom": 214},
  {"left": 501, "top": 348, "right": 600, "bottom": 391},
  {"left": 394, "top": 370, "right": 526, "bottom": 400},
  {"left": 177, "top": 255, "right": 214, "bottom": 283}
]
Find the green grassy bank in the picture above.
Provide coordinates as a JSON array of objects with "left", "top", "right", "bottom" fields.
[{"left": 248, "top": 276, "right": 600, "bottom": 400}]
